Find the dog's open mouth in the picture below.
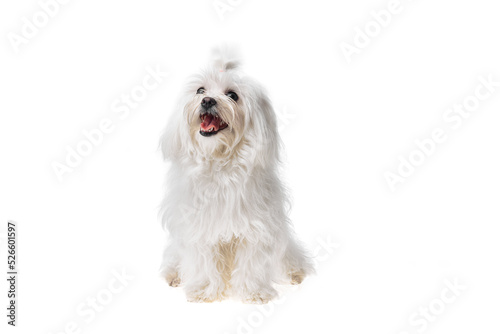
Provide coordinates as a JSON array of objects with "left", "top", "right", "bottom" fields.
[{"left": 199, "top": 113, "right": 228, "bottom": 137}]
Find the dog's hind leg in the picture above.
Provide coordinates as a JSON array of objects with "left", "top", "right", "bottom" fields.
[
  {"left": 282, "top": 238, "right": 315, "bottom": 285},
  {"left": 160, "top": 238, "right": 182, "bottom": 287}
]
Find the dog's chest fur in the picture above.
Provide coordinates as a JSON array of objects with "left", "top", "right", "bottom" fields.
[{"left": 177, "top": 160, "right": 276, "bottom": 243}]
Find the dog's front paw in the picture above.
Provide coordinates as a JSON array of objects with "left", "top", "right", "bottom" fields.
[
  {"left": 290, "top": 270, "right": 306, "bottom": 285},
  {"left": 241, "top": 289, "right": 278, "bottom": 304},
  {"left": 165, "top": 272, "right": 181, "bottom": 287},
  {"left": 185, "top": 285, "right": 224, "bottom": 303}
]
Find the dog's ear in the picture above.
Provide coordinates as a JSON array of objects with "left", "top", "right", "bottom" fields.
[
  {"left": 159, "top": 117, "right": 177, "bottom": 161},
  {"left": 246, "top": 85, "right": 282, "bottom": 169},
  {"left": 211, "top": 45, "right": 242, "bottom": 72},
  {"left": 159, "top": 100, "right": 187, "bottom": 161}
]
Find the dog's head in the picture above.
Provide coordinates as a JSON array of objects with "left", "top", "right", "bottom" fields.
[{"left": 161, "top": 48, "right": 279, "bottom": 168}]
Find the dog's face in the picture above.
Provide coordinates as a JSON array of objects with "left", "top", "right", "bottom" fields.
[
  {"left": 162, "top": 53, "right": 279, "bottom": 167},
  {"left": 182, "top": 69, "right": 246, "bottom": 158},
  {"left": 195, "top": 84, "right": 238, "bottom": 137}
]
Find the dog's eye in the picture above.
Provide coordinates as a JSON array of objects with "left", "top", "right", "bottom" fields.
[
  {"left": 226, "top": 91, "right": 238, "bottom": 102},
  {"left": 196, "top": 87, "right": 205, "bottom": 94}
]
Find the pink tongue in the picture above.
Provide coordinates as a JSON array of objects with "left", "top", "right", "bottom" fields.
[{"left": 200, "top": 114, "right": 220, "bottom": 131}]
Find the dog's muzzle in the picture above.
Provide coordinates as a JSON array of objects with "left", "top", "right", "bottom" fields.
[{"left": 199, "top": 111, "right": 228, "bottom": 137}]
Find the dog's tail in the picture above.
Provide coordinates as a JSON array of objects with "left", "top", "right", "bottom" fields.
[{"left": 211, "top": 44, "right": 242, "bottom": 72}]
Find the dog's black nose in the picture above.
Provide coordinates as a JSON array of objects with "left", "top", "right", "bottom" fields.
[{"left": 201, "top": 97, "right": 217, "bottom": 109}]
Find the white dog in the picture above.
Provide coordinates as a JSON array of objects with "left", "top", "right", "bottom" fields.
[{"left": 159, "top": 48, "right": 314, "bottom": 303}]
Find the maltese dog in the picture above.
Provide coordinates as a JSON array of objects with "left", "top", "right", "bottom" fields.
[{"left": 159, "top": 48, "right": 314, "bottom": 303}]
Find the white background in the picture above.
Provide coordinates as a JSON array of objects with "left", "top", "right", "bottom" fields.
[{"left": 1, "top": 0, "right": 500, "bottom": 333}]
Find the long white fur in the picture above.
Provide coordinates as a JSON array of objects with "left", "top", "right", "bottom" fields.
[{"left": 159, "top": 48, "right": 314, "bottom": 303}]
